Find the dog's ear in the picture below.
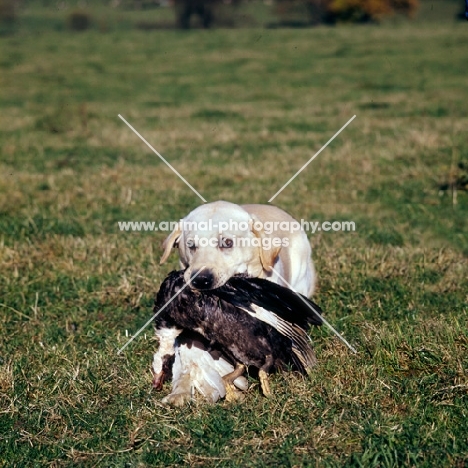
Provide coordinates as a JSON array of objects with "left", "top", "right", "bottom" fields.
[
  {"left": 160, "top": 225, "right": 182, "bottom": 264},
  {"left": 250, "top": 216, "right": 282, "bottom": 271}
]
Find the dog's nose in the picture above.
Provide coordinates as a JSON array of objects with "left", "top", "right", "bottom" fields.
[{"left": 190, "top": 270, "right": 214, "bottom": 290}]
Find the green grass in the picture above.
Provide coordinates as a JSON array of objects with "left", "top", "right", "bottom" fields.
[{"left": 0, "top": 3, "right": 467, "bottom": 466}]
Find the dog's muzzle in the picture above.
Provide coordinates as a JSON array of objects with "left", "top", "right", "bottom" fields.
[{"left": 190, "top": 269, "right": 215, "bottom": 290}]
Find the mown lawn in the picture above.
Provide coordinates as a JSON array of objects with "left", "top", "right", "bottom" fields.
[{"left": 0, "top": 4, "right": 467, "bottom": 467}]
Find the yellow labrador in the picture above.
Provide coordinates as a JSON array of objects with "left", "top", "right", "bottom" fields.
[
  {"left": 156, "top": 200, "right": 316, "bottom": 405},
  {"left": 161, "top": 200, "right": 315, "bottom": 296}
]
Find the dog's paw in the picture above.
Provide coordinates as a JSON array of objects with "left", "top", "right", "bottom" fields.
[{"left": 161, "top": 392, "right": 192, "bottom": 406}]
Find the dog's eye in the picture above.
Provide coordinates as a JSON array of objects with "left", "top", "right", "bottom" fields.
[
  {"left": 186, "top": 239, "right": 197, "bottom": 252},
  {"left": 220, "top": 238, "right": 233, "bottom": 249}
]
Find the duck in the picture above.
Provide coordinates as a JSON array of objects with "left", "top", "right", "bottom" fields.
[{"left": 152, "top": 270, "right": 322, "bottom": 400}]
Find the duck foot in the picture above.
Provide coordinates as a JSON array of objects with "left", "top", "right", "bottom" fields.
[
  {"left": 259, "top": 369, "right": 271, "bottom": 397},
  {"left": 222, "top": 363, "right": 246, "bottom": 402}
]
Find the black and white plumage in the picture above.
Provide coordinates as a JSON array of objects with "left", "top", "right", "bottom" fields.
[{"left": 152, "top": 270, "right": 322, "bottom": 399}]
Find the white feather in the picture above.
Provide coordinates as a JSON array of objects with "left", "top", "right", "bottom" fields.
[
  {"left": 242, "top": 304, "right": 317, "bottom": 370},
  {"left": 176, "top": 343, "right": 225, "bottom": 402},
  {"left": 153, "top": 327, "right": 182, "bottom": 373},
  {"left": 167, "top": 342, "right": 249, "bottom": 403},
  {"left": 239, "top": 305, "right": 278, "bottom": 329}
]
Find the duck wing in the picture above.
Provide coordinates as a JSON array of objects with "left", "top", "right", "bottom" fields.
[{"left": 213, "top": 276, "right": 323, "bottom": 329}]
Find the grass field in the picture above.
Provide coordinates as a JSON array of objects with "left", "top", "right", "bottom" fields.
[{"left": 1, "top": 2, "right": 467, "bottom": 466}]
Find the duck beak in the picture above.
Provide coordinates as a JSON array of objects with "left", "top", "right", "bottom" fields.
[{"left": 152, "top": 370, "right": 166, "bottom": 390}]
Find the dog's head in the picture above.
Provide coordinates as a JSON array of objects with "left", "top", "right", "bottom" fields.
[{"left": 160, "top": 201, "right": 282, "bottom": 290}]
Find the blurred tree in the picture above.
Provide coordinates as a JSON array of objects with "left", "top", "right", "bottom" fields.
[
  {"left": 0, "top": 0, "right": 15, "bottom": 24},
  {"left": 174, "top": 0, "right": 216, "bottom": 28},
  {"left": 276, "top": 0, "right": 418, "bottom": 24},
  {"left": 68, "top": 10, "right": 92, "bottom": 31},
  {"left": 0, "top": 0, "right": 16, "bottom": 35}
]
